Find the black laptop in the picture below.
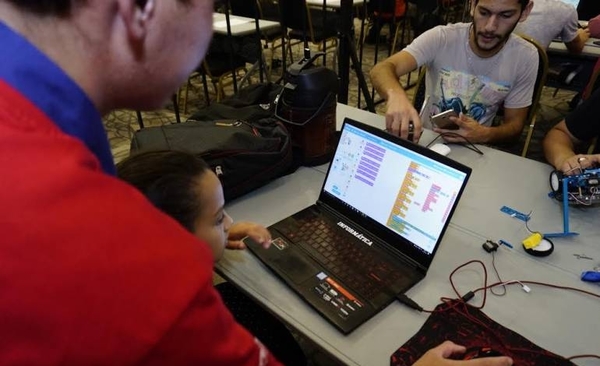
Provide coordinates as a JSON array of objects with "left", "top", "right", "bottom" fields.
[{"left": 244, "top": 118, "right": 471, "bottom": 334}]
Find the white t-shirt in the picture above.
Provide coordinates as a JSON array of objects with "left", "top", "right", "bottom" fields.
[
  {"left": 404, "top": 23, "right": 538, "bottom": 128},
  {"left": 515, "top": 0, "right": 579, "bottom": 49}
]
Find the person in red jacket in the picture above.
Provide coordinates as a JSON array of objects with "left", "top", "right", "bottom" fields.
[
  {"left": 0, "top": 0, "right": 513, "bottom": 365},
  {"left": 0, "top": 0, "right": 282, "bottom": 364},
  {"left": 116, "top": 150, "right": 308, "bottom": 366}
]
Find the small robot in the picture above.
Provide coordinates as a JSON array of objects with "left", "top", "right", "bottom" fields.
[{"left": 549, "top": 167, "right": 600, "bottom": 206}]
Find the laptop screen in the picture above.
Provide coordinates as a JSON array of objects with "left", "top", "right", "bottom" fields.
[{"left": 323, "top": 121, "right": 469, "bottom": 256}]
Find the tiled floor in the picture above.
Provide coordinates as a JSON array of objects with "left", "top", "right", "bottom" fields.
[{"left": 102, "top": 23, "right": 577, "bottom": 366}]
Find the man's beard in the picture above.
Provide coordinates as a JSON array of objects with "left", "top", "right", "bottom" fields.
[{"left": 471, "top": 20, "right": 519, "bottom": 55}]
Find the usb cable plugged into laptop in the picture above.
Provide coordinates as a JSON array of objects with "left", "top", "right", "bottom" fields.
[
  {"left": 395, "top": 293, "right": 423, "bottom": 312},
  {"left": 396, "top": 291, "right": 475, "bottom": 312}
]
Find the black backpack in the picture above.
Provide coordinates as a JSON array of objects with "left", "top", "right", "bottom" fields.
[
  {"left": 130, "top": 117, "right": 293, "bottom": 201},
  {"left": 189, "top": 82, "right": 283, "bottom": 122}
]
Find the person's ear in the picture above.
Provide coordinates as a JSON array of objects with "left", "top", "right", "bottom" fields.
[
  {"left": 519, "top": 0, "right": 534, "bottom": 22},
  {"left": 470, "top": 0, "right": 476, "bottom": 17},
  {"left": 118, "top": 0, "right": 155, "bottom": 41}
]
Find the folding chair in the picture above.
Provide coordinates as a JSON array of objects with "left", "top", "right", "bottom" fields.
[{"left": 519, "top": 36, "right": 549, "bottom": 158}]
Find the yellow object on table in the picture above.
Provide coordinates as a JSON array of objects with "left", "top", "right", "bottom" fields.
[{"left": 522, "top": 232, "right": 543, "bottom": 249}]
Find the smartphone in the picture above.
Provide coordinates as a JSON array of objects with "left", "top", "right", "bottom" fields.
[{"left": 430, "top": 110, "right": 459, "bottom": 130}]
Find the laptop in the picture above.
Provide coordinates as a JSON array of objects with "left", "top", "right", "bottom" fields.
[{"left": 244, "top": 118, "right": 471, "bottom": 334}]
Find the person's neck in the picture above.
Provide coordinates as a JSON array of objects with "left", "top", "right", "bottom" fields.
[
  {"left": 468, "top": 25, "right": 508, "bottom": 58},
  {"left": 0, "top": 3, "right": 107, "bottom": 112}
]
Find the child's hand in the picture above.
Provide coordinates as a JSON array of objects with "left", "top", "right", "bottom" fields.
[{"left": 226, "top": 222, "right": 272, "bottom": 250}]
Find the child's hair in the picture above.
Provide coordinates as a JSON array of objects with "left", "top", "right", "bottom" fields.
[{"left": 117, "top": 150, "right": 211, "bottom": 232}]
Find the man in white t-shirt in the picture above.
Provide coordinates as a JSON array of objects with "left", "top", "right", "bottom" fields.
[
  {"left": 515, "top": 0, "right": 589, "bottom": 51},
  {"left": 370, "top": 0, "right": 538, "bottom": 145}
]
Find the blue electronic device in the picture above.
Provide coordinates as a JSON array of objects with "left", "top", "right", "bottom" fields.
[
  {"left": 499, "top": 206, "right": 530, "bottom": 222},
  {"left": 545, "top": 168, "right": 600, "bottom": 237},
  {"left": 581, "top": 271, "right": 600, "bottom": 283}
]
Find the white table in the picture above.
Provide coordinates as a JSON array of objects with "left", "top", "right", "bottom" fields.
[
  {"left": 217, "top": 104, "right": 600, "bottom": 365},
  {"left": 548, "top": 37, "right": 600, "bottom": 57},
  {"left": 547, "top": 37, "right": 600, "bottom": 93}
]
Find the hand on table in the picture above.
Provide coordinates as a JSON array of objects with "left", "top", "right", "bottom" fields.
[
  {"left": 412, "top": 341, "right": 513, "bottom": 366},
  {"left": 226, "top": 222, "right": 272, "bottom": 250},
  {"left": 558, "top": 154, "right": 600, "bottom": 175}
]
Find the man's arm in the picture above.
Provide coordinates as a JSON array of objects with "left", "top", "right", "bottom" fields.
[
  {"left": 544, "top": 120, "right": 582, "bottom": 171},
  {"left": 494, "top": 106, "right": 529, "bottom": 142},
  {"left": 544, "top": 88, "right": 600, "bottom": 173},
  {"left": 544, "top": 121, "right": 600, "bottom": 173},
  {"left": 438, "top": 106, "right": 528, "bottom": 144},
  {"left": 565, "top": 28, "right": 590, "bottom": 54},
  {"left": 370, "top": 50, "right": 421, "bottom": 140}
]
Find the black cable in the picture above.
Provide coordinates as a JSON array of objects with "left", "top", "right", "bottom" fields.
[
  {"left": 396, "top": 293, "right": 423, "bottom": 312},
  {"left": 440, "top": 132, "right": 485, "bottom": 155},
  {"left": 424, "top": 132, "right": 484, "bottom": 155},
  {"left": 424, "top": 133, "right": 444, "bottom": 148}
]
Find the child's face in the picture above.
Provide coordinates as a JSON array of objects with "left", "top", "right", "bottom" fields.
[{"left": 192, "top": 171, "right": 233, "bottom": 262}]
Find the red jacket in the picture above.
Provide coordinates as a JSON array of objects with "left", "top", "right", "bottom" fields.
[{"left": 0, "top": 38, "right": 281, "bottom": 366}]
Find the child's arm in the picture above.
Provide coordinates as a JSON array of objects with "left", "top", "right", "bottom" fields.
[{"left": 226, "top": 222, "right": 272, "bottom": 250}]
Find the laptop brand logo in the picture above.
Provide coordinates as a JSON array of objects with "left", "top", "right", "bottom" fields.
[{"left": 337, "top": 222, "right": 373, "bottom": 246}]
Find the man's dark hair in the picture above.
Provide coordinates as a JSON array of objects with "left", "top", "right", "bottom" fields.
[
  {"left": 116, "top": 150, "right": 212, "bottom": 232},
  {"left": 517, "top": 0, "right": 531, "bottom": 9},
  {"left": 474, "top": 0, "right": 530, "bottom": 11}
]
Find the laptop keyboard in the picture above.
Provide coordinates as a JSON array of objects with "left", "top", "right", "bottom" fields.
[{"left": 278, "top": 214, "right": 408, "bottom": 300}]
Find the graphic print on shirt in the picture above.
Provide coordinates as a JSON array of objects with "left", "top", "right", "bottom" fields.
[{"left": 428, "top": 68, "right": 511, "bottom": 126}]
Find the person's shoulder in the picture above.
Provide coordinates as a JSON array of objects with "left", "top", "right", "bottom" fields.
[
  {"left": 0, "top": 140, "right": 219, "bottom": 362},
  {"left": 507, "top": 33, "right": 538, "bottom": 58},
  {"left": 549, "top": 0, "right": 578, "bottom": 13},
  {"left": 436, "top": 22, "right": 470, "bottom": 37},
  {"left": 544, "top": 0, "right": 579, "bottom": 21},
  {"left": 422, "top": 22, "right": 470, "bottom": 45}
]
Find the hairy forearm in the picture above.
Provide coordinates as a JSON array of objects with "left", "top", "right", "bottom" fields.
[
  {"left": 566, "top": 38, "right": 585, "bottom": 54},
  {"left": 480, "top": 119, "right": 524, "bottom": 144},
  {"left": 370, "top": 61, "right": 410, "bottom": 103},
  {"left": 566, "top": 30, "right": 589, "bottom": 54},
  {"left": 544, "top": 128, "right": 576, "bottom": 169}
]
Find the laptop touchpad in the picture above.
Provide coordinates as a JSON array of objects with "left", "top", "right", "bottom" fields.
[{"left": 271, "top": 249, "right": 320, "bottom": 285}]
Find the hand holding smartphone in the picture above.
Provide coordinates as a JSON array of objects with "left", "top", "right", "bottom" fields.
[{"left": 430, "top": 110, "right": 459, "bottom": 130}]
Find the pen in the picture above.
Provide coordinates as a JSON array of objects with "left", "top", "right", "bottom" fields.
[{"left": 498, "top": 239, "right": 513, "bottom": 249}]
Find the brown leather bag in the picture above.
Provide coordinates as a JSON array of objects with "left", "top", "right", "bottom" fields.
[{"left": 275, "top": 52, "right": 339, "bottom": 166}]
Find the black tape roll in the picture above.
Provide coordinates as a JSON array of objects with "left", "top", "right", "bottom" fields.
[{"left": 523, "top": 237, "right": 554, "bottom": 257}]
